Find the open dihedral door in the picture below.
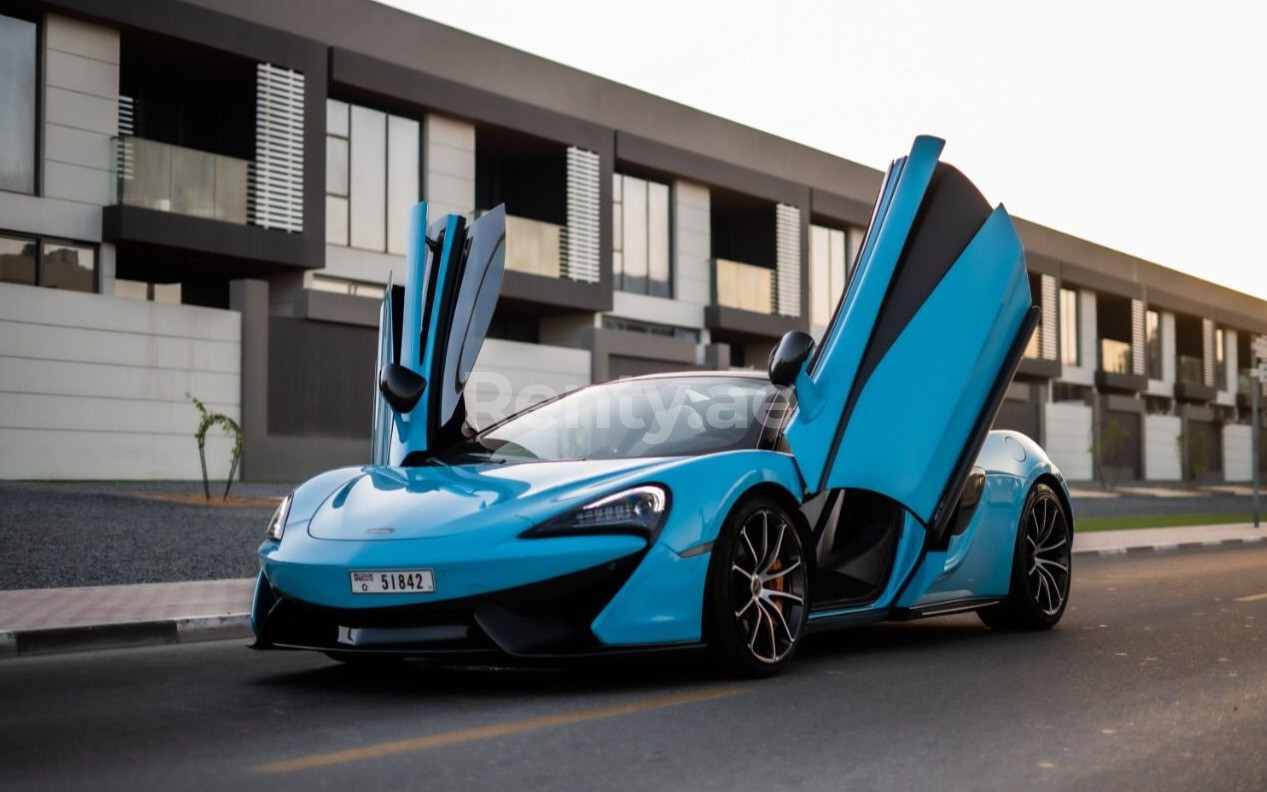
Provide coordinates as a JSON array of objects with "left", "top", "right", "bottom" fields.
[
  {"left": 370, "top": 202, "right": 507, "bottom": 466},
  {"left": 783, "top": 136, "right": 1037, "bottom": 548}
]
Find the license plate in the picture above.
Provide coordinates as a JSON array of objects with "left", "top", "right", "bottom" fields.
[{"left": 349, "top": 569, "right": 435, "bottom": 595}]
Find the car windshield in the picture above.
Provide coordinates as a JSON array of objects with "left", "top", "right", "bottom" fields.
[{"left": 437, "top": 376, "right": 786, "bottom": 464}]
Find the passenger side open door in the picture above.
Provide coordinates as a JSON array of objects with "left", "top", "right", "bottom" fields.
[{"left": 781, "top": 137, "right": 1037, "bottom": 548}]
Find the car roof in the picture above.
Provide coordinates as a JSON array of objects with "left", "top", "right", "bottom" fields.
[{"left": 604, "top": 369, "right": 769, "bottom": 384}]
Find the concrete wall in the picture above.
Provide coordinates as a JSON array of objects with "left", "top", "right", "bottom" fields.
[
  {"left": 1143, "top": 414, "right": 1182, "bottom": 480},
  {"left": 1044, "top": 402, "right": 1093, "bottom": 481},
  {"left": 465, "top": 338, "right": 591, "bottom": 429},
  {"left": 0, "top": 284, "right": 241, "bottom": 479},
  {"left": 423, "top": 114, "right": 475, "bottom": 220},
  {"left": 1224, "top": 424, "right": 1252, "bottom": 482},
  {"left": 672, "top": 180, "right": 710, "bottom": 307}
]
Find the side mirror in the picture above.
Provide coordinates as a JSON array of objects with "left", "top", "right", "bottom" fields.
[
  {"left": 768, "top": 331, "right": 816, "bottom": 387},
  {"left": 379, "top": 363, "right": 427, "bottom": 413}
]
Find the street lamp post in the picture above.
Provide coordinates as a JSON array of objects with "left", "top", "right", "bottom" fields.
[{"left": 1253, "top": 335, "right": 1267, "bottom": 528}]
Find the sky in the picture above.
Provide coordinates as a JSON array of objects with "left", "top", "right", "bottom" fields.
[{"left": 380, "top": 0, "right": 1266, "bottom": 300}]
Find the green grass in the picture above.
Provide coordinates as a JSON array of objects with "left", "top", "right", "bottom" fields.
[{"left": 1077, "top": 512, "right": 1257, "bottom": 532}]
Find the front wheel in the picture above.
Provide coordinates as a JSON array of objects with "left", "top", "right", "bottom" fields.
[
  {"left": 978, "top": 482, "right": 1072, "bottom": 631},
  {"left": 705, "top": 496, "right": 810, "bottom": 677}
]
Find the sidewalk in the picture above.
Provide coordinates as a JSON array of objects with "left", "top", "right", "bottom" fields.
[{"left": 1, "top": 523, "right": 1262, "bottom": 660}]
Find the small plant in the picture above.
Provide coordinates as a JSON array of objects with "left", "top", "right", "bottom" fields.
[
  {"left": 187, "top": 392, "right": 245, "bottom": 502},
  {"left": 1187, "top": 430, "right": 1212, "bottom": 484},
  {"left": 1090, "top": 416, "right": 1131, "bottom": 488}
]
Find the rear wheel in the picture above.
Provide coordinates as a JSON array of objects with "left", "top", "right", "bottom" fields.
[
  {"left": 706, "top": 496, "right": 810, "bottom": 677},
  {"left": 978, "top": 482, "right": 1071, "bottom": 631}
]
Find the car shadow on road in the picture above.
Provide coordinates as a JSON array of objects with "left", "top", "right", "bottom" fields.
[
  {"left": 250, "top": 614, "right": 1058, "bottom": 699},
  {"left": 251, "top": 650, "right": 719, "bottom": 701}
]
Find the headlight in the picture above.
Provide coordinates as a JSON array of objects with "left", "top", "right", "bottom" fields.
[
  {"left": 266, "top": 494, "right": 292, "bottom": 542},
  {"left": 523, "top": 485, "right": 668, "bottom": 539}
]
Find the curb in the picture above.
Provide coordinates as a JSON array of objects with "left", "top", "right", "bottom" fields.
[
  {"left": 1073, "top": 535, "right": 1263, "bottom": 558},
  {"left": 0, "top": 613, "right": 251, "bottom": 660}
]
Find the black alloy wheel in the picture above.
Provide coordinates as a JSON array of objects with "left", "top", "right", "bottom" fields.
[
  {"left": 707, "top": 496, "right": 810, "bottom": 677},
  {"left": 978, "top": 482, "right": 1072, "bottom": 631}
]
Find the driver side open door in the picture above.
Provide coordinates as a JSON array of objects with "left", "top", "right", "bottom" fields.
[{"left": 371, "top": 202, "right": 507, "bottom": 466}]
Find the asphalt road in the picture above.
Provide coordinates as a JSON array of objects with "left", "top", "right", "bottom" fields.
[{"left": 2, "top": 547, "right": 1265, "bottom": 792}]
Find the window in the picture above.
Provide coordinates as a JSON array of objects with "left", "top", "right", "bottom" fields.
[
  {"left": 1146, "top": 309, "right": 1161, "bottom": 379},
  {"left": 1024, "top": 273, "right": 1042, "bottom": 359},
  {"left": 1060, "top": 288, "right": 1079, "bottom": 366},
  {"left": 809, "top": 224, "right": 857, "bottom": 327},
  {"left": 1216, "top": 327, "right": 1227, "bottom": 391},
  {"left": 326, "top": 99, "right": 419, "bottom": 254},
  {"left": 0, "top": 13, "right": 38, "bottom": 194},
  {"left": 0, "top": 233, "right": 96, "bottom": 293},
  {"left": 612, "top": 174, "right": 670, "bottom": 297}
]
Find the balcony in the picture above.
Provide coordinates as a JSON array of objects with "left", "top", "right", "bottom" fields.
[
  {"left": 111, "top": 136, "right": 248, "bottom": 223},
  {"left": 491, "top": 213, "right": 608, "bottom": 313},
  {"left": 1174, "top": 353, "right": 1215, "bottom": 402},
  {"left": 1100, "top": 339, "right": 1132, "bottom": 374},
  {"left": 713, "top": 258, "right": 775, "bottom": 315},
  {"left": 102, "top": 135, "right": 309, "bottom": 268},
  {"left": 1094, "top": 338, "right": 1146, "bottom": 393},
  {"left": 705, "top": 258, "right": 802, "bottom": 345},
  {"left": 504, "top": 215, "right": 562, "bottom": 279}
]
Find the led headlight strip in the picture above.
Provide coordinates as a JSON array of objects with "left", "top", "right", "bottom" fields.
[{"left": 522, "top": 485, "right": 668, "bottom": 539}]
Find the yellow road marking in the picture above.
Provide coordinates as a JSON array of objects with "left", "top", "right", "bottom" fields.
[
  {"left": 1234, "top": 592, "right": 1267, "bottom": 603},
  {"left": 253, "top": 685, "right": 745, "bottom": 774}
]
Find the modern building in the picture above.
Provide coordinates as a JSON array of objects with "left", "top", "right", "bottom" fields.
[{"left": 1, "top": 0, "right": 1264, "bottom": 483}]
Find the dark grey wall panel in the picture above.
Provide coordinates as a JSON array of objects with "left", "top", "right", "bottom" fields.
[{"left": 267, "top": 316, "right": 375, "bottom": 438}]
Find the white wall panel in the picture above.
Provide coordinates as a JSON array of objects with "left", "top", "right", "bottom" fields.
[
  {"left": 349, "top": 106, "right": 386, "bottom": 250},
  {"left": 1223, "top": 424, "right": 1252, "bottom": 482},
  {"left": 0, "top": 428, "right": 237, "bottom": 480},
  {"left": 1044, "top": 402, "right": 1093, "bottom": 481},
  {"left": 45, "top": 14, "right": 119, "bottom": 64},
  {"left": 672, "top": 180, "right": 711, "bottom": 307},
  {"left": 465, "top": 339, "right": 590, "bottom": 430},
  {"left": 386, "top": 115, "right": 420, "bottom": 255},
  {"left": 44, "top": 49, "right": 118, "bottom": 98},
  {"left": 0, "top": 285, "right": 241, "bottom": 480},
  {"left": 38, "top": 16, "right": 118, "bottom": 218},
  {"left": 43, "top": 86, "right": 116, "bottom": 137},
  {"left": 42, "top": 160, "right": 111, "bottom": 205},
  {"left": 1161, "top": 312, "right": 1176, "bottom": 383},
  {"left": 1143, "top": 415, "right": 1182, "bottom": 481},
  {"left": 423, "top": 114, "right": 475, "bottom": 220}
]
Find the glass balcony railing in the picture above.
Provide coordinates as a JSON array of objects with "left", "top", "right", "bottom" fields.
[
  {"left": 713, "top": 258, "right": 775, "bottom": 315},
  {"left": 1100, "top": 338, "right": 1132, "bottom": 374},
  {"left": 111, "top": 135, "right": 248, "bottom": 224},
  {"left": 504, "top": 215, "right": 562, "bottom": 279},
  {"left": 1177, "top": 354, "right": 1204, "bottom": 387}
]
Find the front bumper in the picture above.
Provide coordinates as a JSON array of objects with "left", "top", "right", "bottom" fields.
[{"left": 251, "top": 552, "right": 699, "bottom": 658}]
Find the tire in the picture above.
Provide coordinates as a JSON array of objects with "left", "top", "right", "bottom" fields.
[
  {"left": 978, "top": 482, "right": 1072, "bottom": 631},
  {"left": 705, "top": 495, "right": 811, "bottom": 677}
]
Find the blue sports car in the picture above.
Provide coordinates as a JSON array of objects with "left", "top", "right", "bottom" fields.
[{"left": 251, "top": 136, "right": 1073, "bottom": 676}]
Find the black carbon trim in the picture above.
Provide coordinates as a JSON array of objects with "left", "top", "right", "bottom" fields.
[{"left": 255, "top": 551, "right": 645, "bottom": 657}]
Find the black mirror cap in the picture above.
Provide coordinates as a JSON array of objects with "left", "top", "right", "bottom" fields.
[
  {"left": 379, "top": 363, "right": 427, "bottom": 414},
  {"left": 768, "top": 331, "right": 816, "bottom": 387}
]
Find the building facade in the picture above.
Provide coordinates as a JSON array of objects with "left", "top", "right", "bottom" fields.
[{"left": 1, "top": 0, "right": 1264, "bottom": 482}]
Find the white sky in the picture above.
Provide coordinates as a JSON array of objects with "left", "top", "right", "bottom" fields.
[{"left": 381, "top": 0, "right": 1267, "bottom": 300}]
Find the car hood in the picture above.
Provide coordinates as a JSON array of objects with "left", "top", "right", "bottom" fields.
[{"left": 305, "top": 456, "right": 674, "bottom": 541}]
